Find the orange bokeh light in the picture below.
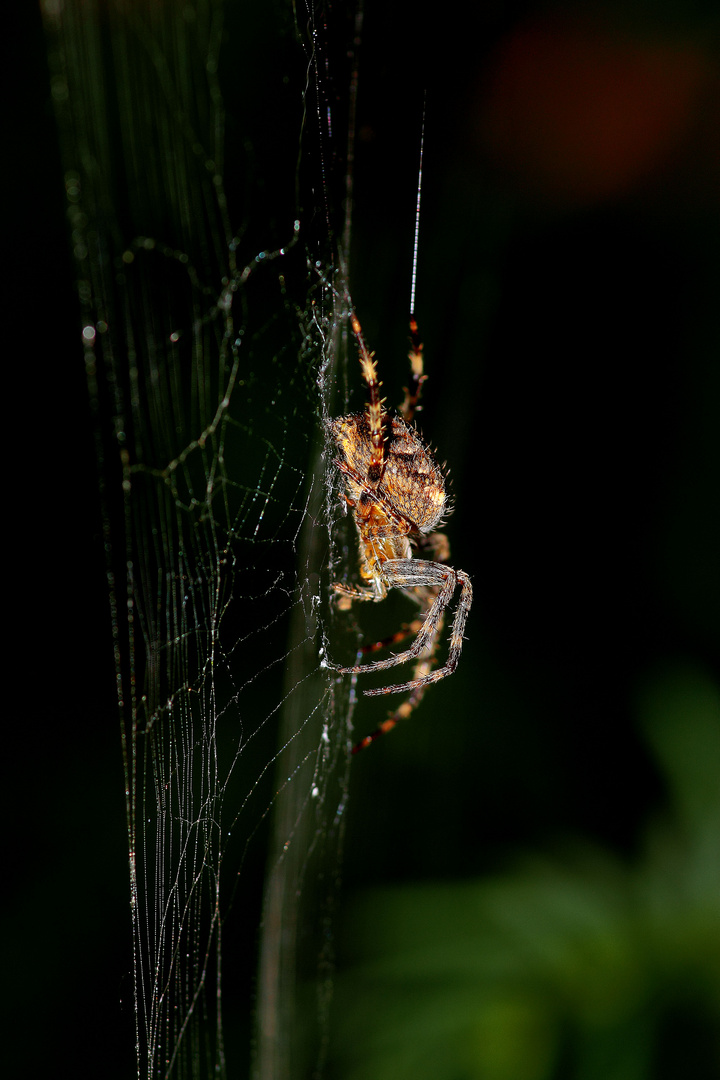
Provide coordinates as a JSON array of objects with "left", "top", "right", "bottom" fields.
[{"left": 479, "top": 18, "right": 707, "bottom": 203}]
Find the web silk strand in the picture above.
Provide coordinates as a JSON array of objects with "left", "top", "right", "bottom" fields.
[{"left": 409, "top": 96, "right": 426, "bottom": 321}]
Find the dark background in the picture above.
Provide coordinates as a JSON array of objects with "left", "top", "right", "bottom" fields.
[
  {"left": 345, "top": 2, "right": 720, "bottom": 860},
  {"left": 9, "top": 1, "right": 720, "bottom": 1077}
]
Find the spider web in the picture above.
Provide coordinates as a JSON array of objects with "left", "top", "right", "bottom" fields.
[
  {"left": 34, "top": 2, "right": 720, "bottom": 1077},
  {"left": 42, "top": 1, "right": 365, "bottom": 1076}
]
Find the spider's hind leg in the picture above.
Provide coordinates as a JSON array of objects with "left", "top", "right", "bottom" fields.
[
  {"left": 356, "top": 609, "right": 426, "bottom": 658},
  {"left": 351, "top": 609, "right": 444, "bottom": 754}
]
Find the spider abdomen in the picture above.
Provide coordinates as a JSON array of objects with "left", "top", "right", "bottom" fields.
[
  {"left": 382, "top": 417, "right": 446, "bottom": 532},
  {"left": 329, "top": 412, "right": 447, "bottom": 534}
]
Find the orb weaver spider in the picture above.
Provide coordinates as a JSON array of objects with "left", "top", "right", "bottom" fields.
[{"left": 328, "top": 310, "right": 473, "bottom": 753}]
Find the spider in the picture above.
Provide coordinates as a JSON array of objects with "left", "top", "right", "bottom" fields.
[{"left": 328, "top": 309, "right": 473, "bottom": 753}]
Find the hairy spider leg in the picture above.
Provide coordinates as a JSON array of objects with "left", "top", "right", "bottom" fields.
[
  {"left": 400, "top": 317, "right": 428, "bottom": 423},
  {"left": 339, "top": 559, "right": 473, "bottom": 694},
  {"left": 337, "top": 563, "right": 453, "bottom": 675},
  {"left": 351, "top": 610, "right": 443, "bottom": 754},
  {"left": 350, "top": 314, "right": 385, "bottom": 477},
  {"left": 355, "top": 615, "right": 426, "bottom": 656}
]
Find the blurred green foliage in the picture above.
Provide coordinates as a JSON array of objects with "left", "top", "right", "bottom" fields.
[{"left": 332, "top": 664, "right": 720, "bottom": 1080}]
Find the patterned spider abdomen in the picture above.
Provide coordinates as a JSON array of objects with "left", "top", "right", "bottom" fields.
[{"left": 329, "top": 412, "right": 447, "bottom": 534}]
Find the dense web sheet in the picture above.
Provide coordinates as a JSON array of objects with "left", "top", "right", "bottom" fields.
[{"left": 42, "top": 1, "right": 361, "bottom": 1075}]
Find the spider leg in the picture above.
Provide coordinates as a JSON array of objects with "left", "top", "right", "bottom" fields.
[
  {"left": 368, "top": 568, "right": 471, "bottom": 695},
  {"left": 332, "top": 581, "right": 383, "bottom": 603},
  {"left": 337, "top": 559, "right": 455, "bottom": 676},
  {"left": 356, "top": 615, "right": 425, "bottom": 657},
  {"left": 341, "top": 559, "right": 473, "bottom": 695},
  {"left": 351, "top": 613, "right": 442, "bottom": 754},
  {"left": 400, "top": 317, "right": 427, "bottom": 424},
  {"left": 350, "top": 312, "right": 385, "bottom": 475}
]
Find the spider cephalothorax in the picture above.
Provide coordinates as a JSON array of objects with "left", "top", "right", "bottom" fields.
[{"left": 328, "top": 313, "right": 472, "bottom": 752}]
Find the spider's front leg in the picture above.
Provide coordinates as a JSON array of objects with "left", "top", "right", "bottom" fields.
[
  {"left": 331, "top": 578, "right": 385, "bottom": 611},
  {"left": 400, "top": 316, "right": 427, "bottom": 423}
]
